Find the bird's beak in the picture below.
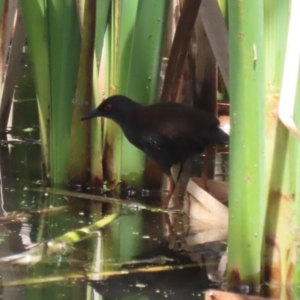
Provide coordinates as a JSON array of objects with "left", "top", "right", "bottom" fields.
[{"left": 81, "top": 109, "right": 100, "bottom": 121}]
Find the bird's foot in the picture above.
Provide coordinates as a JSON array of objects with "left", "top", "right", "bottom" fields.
[{"left": 162, "top": 197, "right": 182, "bottom": 212}]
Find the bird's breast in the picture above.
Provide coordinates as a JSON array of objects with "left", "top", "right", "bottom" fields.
[{"left": 122, "top": 126, "right": 144, "bottom": 149}]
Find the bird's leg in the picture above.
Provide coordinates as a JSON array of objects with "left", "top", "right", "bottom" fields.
[
  {"left": 162, "top": 163, "right": 184, "bottom": 209},
  {"left": 201, "top": 147, "right": 211, "bottom": 191},
  {"left": 162, "top": 175, "right": 176, "bottom": 208}
]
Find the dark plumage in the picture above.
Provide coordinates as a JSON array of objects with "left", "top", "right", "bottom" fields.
[{"left": 82, "top": 95, "right": 229, "bottom": 205}]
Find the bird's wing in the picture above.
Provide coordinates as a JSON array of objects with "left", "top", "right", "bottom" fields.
[{"left": 133, "top": 103, "right": 220, "bottom": 147}]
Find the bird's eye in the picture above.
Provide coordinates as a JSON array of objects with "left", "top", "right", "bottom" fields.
[{"left": 104, "top": 104, "right": 112, "bottom": 111}]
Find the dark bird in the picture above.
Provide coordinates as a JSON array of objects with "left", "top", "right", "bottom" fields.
[{"left": 82, "top": 95, "right": 229, "bottom": 207}]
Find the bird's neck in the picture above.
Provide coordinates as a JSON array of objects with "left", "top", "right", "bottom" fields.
[
  {"left": 112, "top": 102, "right": 142, "bottom": 129},
  {"left": 116, "top": 115, "right": 135, "bottom": 133},
  {"left": 115, "top": 109, "right": 142, "bottom": 144}
]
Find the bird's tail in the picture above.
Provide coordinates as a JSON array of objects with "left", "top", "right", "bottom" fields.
[
  {"left": 195, "top": 127, "right": 229, "bottom": 146},
  {"left": 211, "top": 128, "right": 229, "bottom": 145}
]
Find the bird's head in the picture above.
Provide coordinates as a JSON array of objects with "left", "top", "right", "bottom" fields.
[{"left": 81, "top": 95, "right": 140, "bottom": 125}]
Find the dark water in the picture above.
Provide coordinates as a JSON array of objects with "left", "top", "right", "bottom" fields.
[{"left": 0, "top": 132, "right": 225, "bottom": 299}]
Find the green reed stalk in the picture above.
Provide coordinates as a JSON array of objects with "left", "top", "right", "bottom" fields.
[
  {"left": 20, "top": 0, "right": 51, "bottom": 178},
  {"left": 120, "top": 0, "right": 171, "bottom": 186},
  {"left": 227, "top": 0, "right": 265, "bottom": 285},
  {"left": 68, "top": 0, "right": 96, "bottom": 185},
  {"left": 264, "top": 0, "right": 300, "bottom": 285}
]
